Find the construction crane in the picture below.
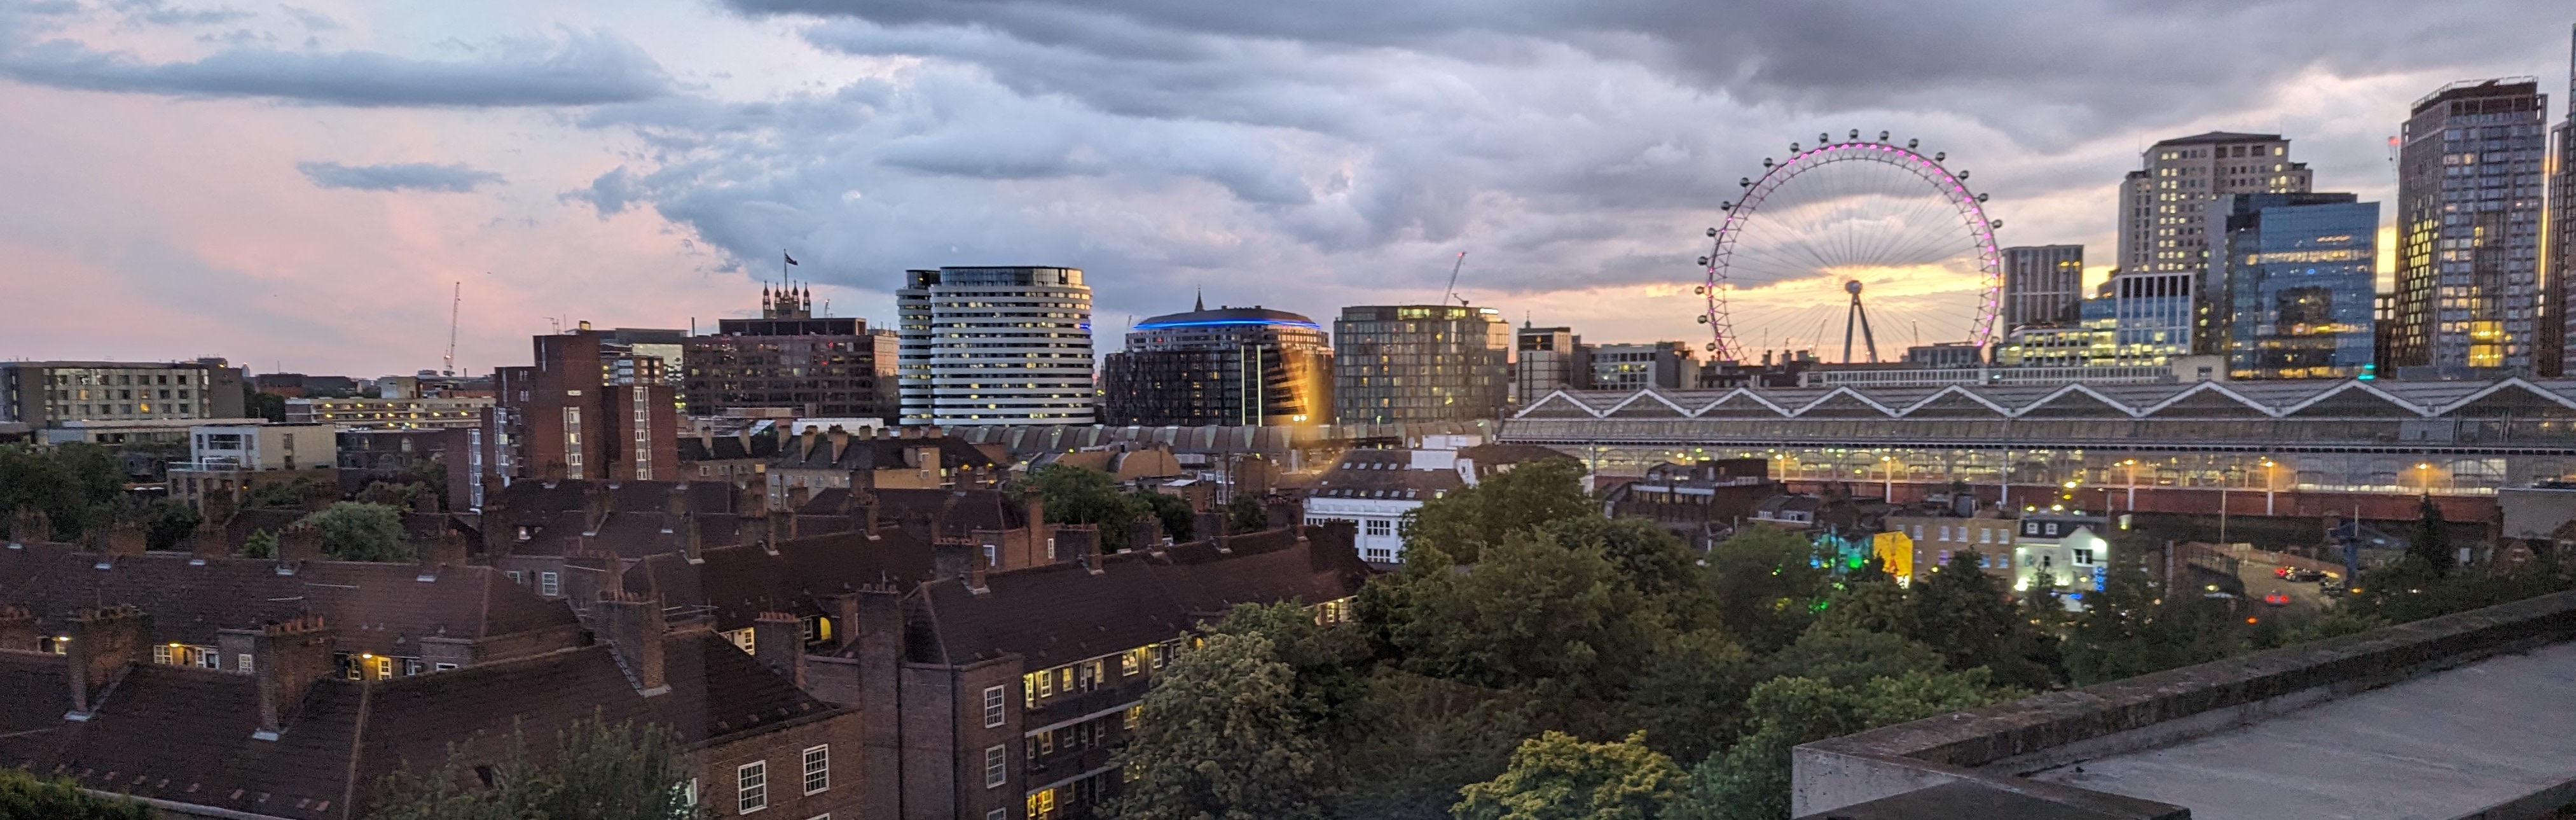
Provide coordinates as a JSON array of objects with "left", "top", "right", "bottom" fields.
[
  {"left": 1439, "top": 251, "right": 1468, "bottom": 305},
  {"left": 443, "top": 282, "right": 461, "bottom": 377}
]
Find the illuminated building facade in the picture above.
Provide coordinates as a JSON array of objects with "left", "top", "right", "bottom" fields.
[
  {"left": 2211, "top": 193, "right": 2380, "bottom": 379},
  {"left": 1099, "top": 302, "right": 1333, "bottom": 426},
  {"left": 2390, "top": 78, "right": 2549, "bottom": 377},
  {"left": 682, "top": 285, "right": 886, "bottom": 419},
  {"left": 898, "top": 267, "right": 1096, "bottom": 426},
  {"left": 2002, "top": 245, "right": 2085, "bottom": 330},
  {"left": 1332, "top": 305, "right": 1510, "bottom": 425}
]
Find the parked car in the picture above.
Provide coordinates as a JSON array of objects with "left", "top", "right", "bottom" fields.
[
  {"left": 2263, "top": 591, "right": 2292, "bottom": 607},
  {"left": 2273, "top": 566, "right": 2296, "bottom": 579},
  {"left": 2289, "top": 569, "right": 2325, "bottom": 583}
]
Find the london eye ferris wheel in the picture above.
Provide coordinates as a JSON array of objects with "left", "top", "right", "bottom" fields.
[{"left": 1694, "top": 130, "right": 2006, "bottom": 365}]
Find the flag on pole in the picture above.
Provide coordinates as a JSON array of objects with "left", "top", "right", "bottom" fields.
[{"left": 784, "top": 253, "right": 799, "bottom": 266}]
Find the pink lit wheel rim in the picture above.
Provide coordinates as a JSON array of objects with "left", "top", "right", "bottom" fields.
[{"left": 1698, "top": 136, "right": 2003, "bottom": 364}]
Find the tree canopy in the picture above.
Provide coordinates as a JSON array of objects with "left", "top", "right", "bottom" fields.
[
  {"left": 1110, "top": 632, "right": 1328, "bottom": 820},
  {"left": 0, "top": 767, "right": 155, "bottom": 819},
  {"left": 298, "top": 502, "right": 411, "bottom": 562},
  {"left": 1401, "top": 458, "right": 1592, "bottom": 564},
  {"left": 1451, "top": 731, "right": 1684, "bottom": 820},
  {"left": 366, "top": 715, "right": 705, "bottom": 820}
]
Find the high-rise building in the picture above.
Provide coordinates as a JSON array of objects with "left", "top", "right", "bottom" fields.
[
  {"left": 2390, "top": 78, "right": 2550, "bottom": 377},
  {"left": 1590, "top": 342, "right": 1699, "bottom": 391},
  {"left": 898, "top": 267, "right": 1096, "bottom": 426},
  {"left": 1512, "top": 325, "right": 1590, "bottom": 405},
  {"left": 682, "top": 284, "right": 886, "bottom": 420},
  {"left": 486, "top": 324, "right": 679, "bottom": 482},
  {"left": 2552, "top": 28, "right": 2576, "bottom": 377},
  {"left": 1100, "top": 299, "right": 1333, "bottom": 426},
  {"left": 2210, "top": 193, "right": 2381, "bottom": 379},
  {"left": 1, "top": 359, "right": 245, "bottom": 429},
  {"left": 2116, "top": 133, "right": 2314, "bottom": 276},
  {"left": 2109, "top": 271, "right": 2195, "bottom": 363},
  {"left": 1332, "top": 305, "right": 1509, "bottom": 425},
  {"left": 2002, "top": 245, "right": 2085, "bottom": 329}
]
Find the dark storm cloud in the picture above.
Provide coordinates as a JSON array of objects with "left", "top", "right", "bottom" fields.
[
  {"left": 577, "top": 0, "right": 2569, "bottom": 333},
  {"left": 298, "top": 161, "right": 505, "bottom": 192},
  {"left": 0, "top": 29, "right": 671, "bottom": 106}
]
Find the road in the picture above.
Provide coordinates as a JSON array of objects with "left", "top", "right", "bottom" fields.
[{"left": 2234, "top": 554, "right": 2328, "bottom": 616}]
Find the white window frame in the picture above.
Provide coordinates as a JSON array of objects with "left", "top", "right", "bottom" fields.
[
  {"left": 982, "top": 684, "right": 1006, "bottom": 728},
  {"left": 987, "top": 810, "right": 1009, "bottom": 820},
  {"left": 539, "top": 571, "right": 560, "bottom": 597},
  {"left": 801, "top": 745, "right": 830, "bottom": 795},
  {"left": 984, "top": 744, "right": 1007, "bottom": 788},
  {"left": 738, "top": 760, "right": 768, "bottom": 814}
]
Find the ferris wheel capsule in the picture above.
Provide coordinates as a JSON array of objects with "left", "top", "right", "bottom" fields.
[
  {"left": 1721, "top": 202, "right": 1733, "bottom": 211},
  {"left": 1976, "top": 193, "right": 1989, "bottom": 202},
  {"left": 1957, "top": 170, "right": 1970, "bottom": 180},
  {"left": 1698, "top": 256, "right": 1711, "bottom": 266},
  {"left": 1907, "top": 138, "right": 1919, "bottom": 149},
  {"left": 1789, "top": 143, "right": 1800, "bottom": 153},
  {"left": 1693, "top": 286, "right": 1706, "bottom": 295},
  {"left": 1707, "top": 227, "right": 1719, "bottom": 237},
  {"left": 1818, "top": 132, "right": 1829, "bottom": 144},
  {"left": 1739, "top": 177, "right": 1751, "bottom": 188},
  {"left": 1848, "top": 129, "right": 1860, "bottom": 140},
  {"left": 1763, "top": 158, "right": 1774, "bottom": 167},
  {"left": 1934, "top": 151, "right": 1945, "bottom": 162},
  {"left": 1878, "top": 130, "right": 1890, "bottom": 142},
  {"left": 1990, "top": 219, "right": 2004, "bottom": 229},
  {"left": 1697, "top": 314, "right": 1710, "bottom": 324}
]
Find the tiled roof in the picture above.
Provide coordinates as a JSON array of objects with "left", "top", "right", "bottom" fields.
[
  {"left": 1309, "top": 452, "right": 1463, "bottom": 501},
  {"left": 901, "top": 525, "right": 1372, "bottom": 667},
  {"left": 770, "top": 434, "right": 1002, "bottom": 473},
  {"left": 677, "top": 433, "right": 783, "bottom": 462},
  {"left": 0, "top": 630, "right": 833, "bottom": 820},
  {"left": 623, "top": 529, "right": 937, "bottom": 632},
  {"left": 0, "top": 543, "right": 576, "bottom": 657}
]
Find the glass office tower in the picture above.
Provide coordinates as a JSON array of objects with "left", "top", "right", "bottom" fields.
[{"left": 2212, "top": 193, "right": 2380, "bottom": 379}]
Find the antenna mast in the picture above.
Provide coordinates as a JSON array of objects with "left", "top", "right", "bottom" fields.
[
  {"left": 1440, "top": 251, "right": 1468, "bottom": 305},
  {"left": 443, "top": 281, "right": 462, "bottom": 377}
]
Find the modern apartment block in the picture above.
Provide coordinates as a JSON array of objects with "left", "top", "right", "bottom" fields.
[
  {"left": 2554, "top": 29, "right": 2576, "bottom": 377},
  {"left": 1591, "top": 342, "right": 1700, "bottom": 391},
  {"left": 0, "top": 359, "right": 245, "bottom": 429},
  {"left": 1512, "top": 324, "right": 1590, "bottom": 405},
  {"left": 486, "top": 324, "right": 680, "bottom": 483},
  {"left": 1099, "top": 300, "right": 1333, "bottom": 426},
  {"left": 899, "top": 267, "right": 1097, "bottom": 426},
  {"left": 2210, "top": 193, "right": 2381, "bottom": 379},
  {"left": 166, "top": 422, "right": 340, "bottom": 507},
  {"left": 2389, "top": 78, "right": 2551, "bottom": 377},
  {"left": 683, "top": 284, "right": 886, "bottom": 419},
  {"left": 2109, "top": 271, "right": 2196, "bottom": 363},
  {"left": 285, "top": 395, "right": 494, "bottom": 429},
  {"left": 1332, "top": 305, "right": 1510, "bottom": 425},
  {"left": 2001, "top": 245, "right": 2085, "bottom": 329},
  {"left": 2115, "top": 132, "right": 2314, "bottom": 277}
]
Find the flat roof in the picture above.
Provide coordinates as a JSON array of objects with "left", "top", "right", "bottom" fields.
[{"left": 2030, "top": 641, "right": 2576, "bottom": 820}]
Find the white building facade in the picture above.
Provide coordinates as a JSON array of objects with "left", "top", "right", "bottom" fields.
[{"left": 898, "top": 267, "right": 1097, "bottom": 426}]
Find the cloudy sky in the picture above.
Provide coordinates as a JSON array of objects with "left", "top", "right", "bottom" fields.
[{"left": 1, "top": 0, "right": 2569, "bottom": 376}]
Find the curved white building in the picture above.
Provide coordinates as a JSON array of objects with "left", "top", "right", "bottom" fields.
[{"left": 898, "top": 267, "right": 1096, "bottom": 426}]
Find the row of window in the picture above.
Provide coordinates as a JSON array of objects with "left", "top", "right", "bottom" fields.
[{"left": 734, "top": 744, "right": 832, "bottom": 814}]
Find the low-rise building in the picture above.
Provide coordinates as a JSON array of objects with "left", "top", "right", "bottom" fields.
[
  {"left": 1599, "top": 458, "right": 1778, "bottom": 548},
  {"left": 0, "top": 358, "right": 245, "bottom": 429},
  {"left": 287, "top": 395, "right": 493, "bottom": 429},
  {"left": 766, "top": 426, "right": 1005, "bottom": 503},
  {"left": 167, "top": 422, "right": 340, "bottom": 509}
]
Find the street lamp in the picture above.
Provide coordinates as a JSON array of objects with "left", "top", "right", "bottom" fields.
[
  {"left": 2121, "top": 459, "right": 2138, "bottom": 511},
  {"left": 2260, "top": 458, "right": 2277, "bottom": 516},
  {"left": 2416, "top": 462, "right": 2434, "bottom": 496},
  {"left": 1880, "top": 455, "right": 1896, "bottom": 501}
]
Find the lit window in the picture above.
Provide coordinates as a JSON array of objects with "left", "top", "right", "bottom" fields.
[
  {"left": 983, "top": 685, "right": 1006, "bottom": 728},
  {"left": 984, "top": 745, "right": 1007, "bottom": 788},
  {"left": 802, "top": 745, "right": 830, "bottom": 794},
  {"left": 737, "top": 761, "right": 767, "bottom": 813}
]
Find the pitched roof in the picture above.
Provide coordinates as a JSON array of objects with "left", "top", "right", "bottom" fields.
[
  {"left": 770, "top": 434, "right": 1002, "bottom": 473},
  {"left": 899, "top": 525, "right": 1372, "bottom": 667},
  {"left": 623, "top": 528, "right": 937, "bottom": 632},
  {"left": 0, "top": 543, "right": 577, "bottom": 657},
  {"left": 1310, "top": 452, "right": 1463, "bottom": 501},
  {"left": 0, "top": 630, "right": 836, "bottom": 820}
]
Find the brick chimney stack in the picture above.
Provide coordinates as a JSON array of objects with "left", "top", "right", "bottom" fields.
[
  {"left": 856, "top": 585, "right": 903, "bottom": 814},
  {"left": 249, "top": 616, "right": 338, "bottom": 740},
  {"left": 583, "top": 482, "right": 614, "bottom": 536},
  {"left": 0, "top": 605, "right": 36, "bottom": 652},
  {"left": 65, "top": 606, "right": 149, "bottom": 718},
  {"left": 101, "top": 521, "right": 147, "bottom": 559},
  {"left": 277, "top": 522, "right": 325, "bottom": 564},
  {"left": 677, "top": 513, "right": 703, "bottom": 564},
  {"left": 663, "top": 483, "right": 690, "bottom": 534},
  {"left": 478, "top": 475, "right": 513, "bottom": 556},
  {"left": 751, "top": 611, "right": 806, "bottom": 688},
  {"left": 594, "top": 591, "right": 668, "bottom": 696},
  {"left": 736, "top": 481, "right": 769, "bottom": 520}
]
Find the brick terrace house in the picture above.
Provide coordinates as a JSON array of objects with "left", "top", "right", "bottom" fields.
[
  {"left": 0, "top": 596, "right": 863, "bottom": 820},
  {"left": 808, "top": 521, "right": 1374, "bottom": 820},
  {"left": 767, "top": 427, "right": 1006, "bottom": 504}
]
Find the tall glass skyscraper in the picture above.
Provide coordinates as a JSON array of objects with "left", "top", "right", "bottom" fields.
[
  {"left": 2389, "top": 78, "right": 2549, "bottom": 377},
  {"left": 2211, "top": 193, "right": 2381, "bottom": 379}
]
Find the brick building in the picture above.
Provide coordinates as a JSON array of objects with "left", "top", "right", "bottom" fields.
[{"left": 481, "top": 324, "right": 681, "bottom": 485}]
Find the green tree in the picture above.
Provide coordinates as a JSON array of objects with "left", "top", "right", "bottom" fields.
[
  {"left": 1228, "top": 492, "right": 1271, "bottom": 534},
  {"left": 367, "top": 714, "right": 705, "bottom": 820},
  {"left": 0, "top": 767, "right": 155, "bottom": 819},
  {"left": 1542, "top": 517, "right": 1705, "bottom": 622},
  {"left": 1672, "top": 671, "right": 2016, "bottom": 820},
  {"left": 1028, "top": 464, "right": 1150, "bottom": 548},
  {"left": 1110, "top": 632, "right": 1328, "bottom": 820},
  {"left": 1388, "top": 532, "right": 1665, "bottom": 698},
  {"left": 1811, "top": 574, "right": 1916, "bottom": 637},
  {"left": 2062, "top": 551, "right": 2243, "bottom": 686},
  {"left": 2410, "top": 496, "right": 2455, "bottom": 577},
  {"left": 1, "top": 443, "right": 126, "bottom": 541},
  {"left": 242, "top": 528, "right": 278, "bottom": 559},
  {"left": 1623, "top": 629, "right": 1757, "bottom": 763},
  {"left": 1906, "top": 550, "right": 2063, "bottom": 690},
  {"left": 138, "top": 497, "right": 202, "bottom": 551},
  {"left": 243, "top": 385, "right": 287, "bottom": 422},
  {"left": 1325, "top": 671, "right": 1543, "bottom": 820},
  {"left": 1402, "top": 457, "right": 1592, "bottom": 564},
  {"left": 1700, "top": 527, "right": 1835, "bottom": 653},
  {"left": 1760, "top": 627, "right": 1947, "bottom": 690},
  {"left": 298, "top": 502, "right": 411, "bottom": 562},
  {"left": 245, "top": 476, "right": 329, "bottom": 509},
  {"left": 1136, "top": 490, "right": 1196, "bottom": 543},
  {"left": 1209, "top": 602, "right": 1372, "bottom": 725},
  {"left": 1450, "top": 731, "right": 1684, "bottom": 820}
]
